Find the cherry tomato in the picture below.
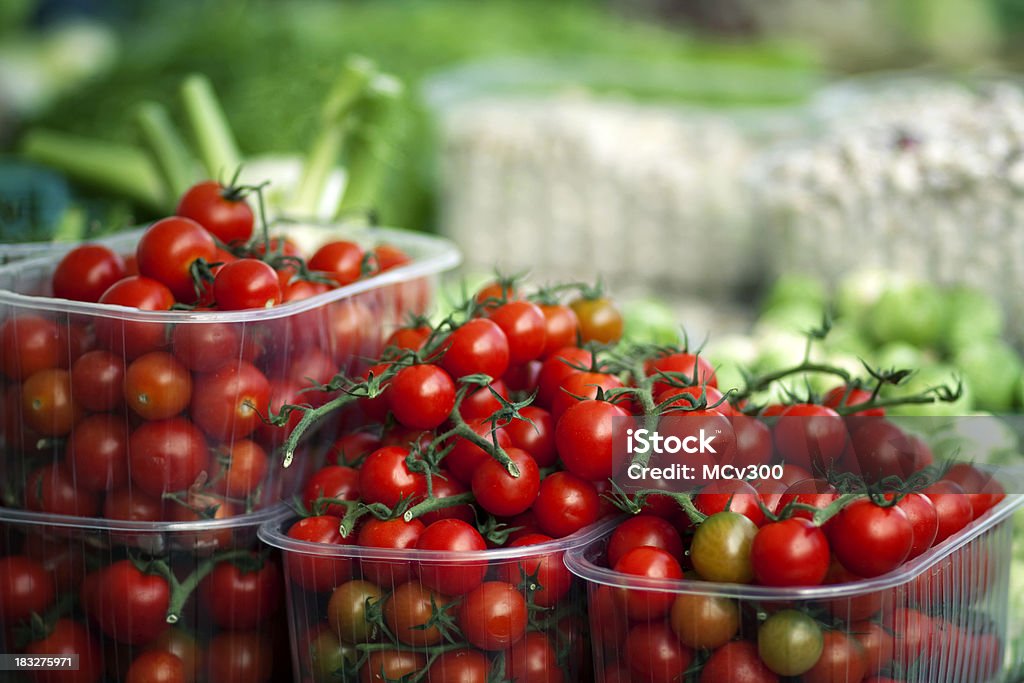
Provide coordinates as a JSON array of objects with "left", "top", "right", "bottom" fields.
[
  {"left": 137, "top": 216, "right": 217, "bottom": 302},
  {"left": 773, "top": 404, "right": 847, "bottom": 471},
  {"left": 698, "top": 640, "right": 779, "bottom": 683},
  {"left": 607, "top": 516, "right": 684, "bottom": 567},
  {"left": 385, "top": 325, "right": 430, "bottom": 352},
  {"left": 124, "top": 351, "right": 192, "bottom": 420},
  {"left": 327, "top": 432, "right": 382, "bottom": 467},
  {"left": 172, "top": 321, "right": 241, "bottom": 373},
  {"left": 25, "top": 463, "right": 100, "bottom": 517},
  {"left": 176, "top": 180, "right": 254, "bottom": 244},
  {"left": 671, "top": 592, "right": 740, "bottom": 650},
  {"left": 775, "top": 478, "right": 838, "bottom": 521},
  {"left": 694, "top": 480, "right": 765, "bottom": 525},
  {"left": 502, "top": 405, "right": 556, "bottom": 467},
  {"left": 440, "top": 319, "right": 510, "bottom": 380},
  {"left": 103, "top": 488, "right": 165, "bottom": 522},
  {"left": 828, "top": 500, "right": 913, "bottom": 577},
  {"left": 506, "top": 632, "right": 565, "bottom": 683},
  {"left": 25, "top": 618, "right": 102, "bottom": 683},
  {"left": 201, "top": 554, "right": 282, "bottom": 630},
  {"left": 624, "top": 622, "right": 693, "bottom": 683},
  {"left": 458, "top": 581, "right": 528, "bottom": 651},
  {"left": 570, "top": 296, "right": 623, "bottom": 344},
  {"left": 71, "top": 349, "right": 125, "bottom": 411},
  {"left": 360, "top": 650, "right": 425, "bottom": 683},
  {"left": 53, "top": 244, "right": 126, "bottom": 303},
  {"left": 458, "top": 379, "right": 508, "bottom": 422},
  {"left": 647, "top": 352, "right": 717, "bottom": 393},
  {"left": 214, "top": 439, "right": 269, "bottom": 498},
  {"left": 327, "top": 580, "right": 384, "bottom": 643},
  {"left": 474, "top": 280, "right": 517, "bottom": 310},
  {"left": 0, "top": 555, "right": 54, "bottom": 623},
  {"left": 550, "top": 371, "right": 625, "bottom": 421},
  {"left": 533, "top": 472, "right": 599, "bottom": 538},
  {"left": 613, "top": 546, "right": 683, "bottom": 619},
  {"left": 416, "top": 519, "right": 488, "bottom": 596},
  {"left": 97, "top": 276, "right": 175, "bottom": 359},
  {"left": 538, "top": 304, "right": 579, "bottom": 357},
  {"left": 67, "top": 413, "right": 129, "bottom": 492},
  {"left": 285, "top": 515, "right": 353, "bottom": 592},
  {"left": 853, "top": 620, "right": 894, "bottom": 675},
  {"left": 418, "top": 472, "right": 475, "bottom": 526},
  {"left": 922, "top": 480, "right": 974, "bottom": 543},
  {"left": 190, "top": 361, "right": 270, "bottom": 440},
  {"left": 752, "top": 518, "right": 830, "bottom": 587},
  {"left": 848, "top": 419, "right": 921, "bottom": 483},
  {"left": 387, "top": 364, "right": 455, "bottom": 430},
  {"left": 309, "top": 240, "right": 365, "bottom": 286},
  {"left": 129, "top": 417, "right": 209, "bottom": 496},
  {"left": 758, "top": 609, "right": 824, "bottom": 677},
  {"left": 383, "top": 582, "right": 451, "bottom": 646},
  {"left": 499, "top": 534, "right": 573, "bottom": 608},
  {"left": 213, "top": 259, "right": 283, "bottom": 310},
  {"left": 2, "top": 316, "right": 64, "bottom": 386},
  {"left": 444, "top": 421, "right": 511, "bottom": 484},
  {"left": 22, "top": 368, "right": 79, "bottom": 436},
  {"left": 357, "top": 517, "right": 424, "bottom": 586},
  {"left": 733, "top": 415, "right": 774, "bottom": 468},
  {"left": 536, "top": 346, "right": 593, "bottom": 409},
  {"left": 126, "top": 651, "right": 185, "bottom": 683},
  {"left": 426, "top": 648, "right": 489, "bottom": 683},
  {"left": 824, "top": 385, "right": 885, "bottom": 416},
  {"left": 358, "top": 447, "right": 426, "bottom": 509},
  {"left": 206, "top": 631, "right": 272, "bottom": 683},
  {"left": 943, "top": 462, "right": 1006, "bottom": 520},
  {"left": 303, "top": 465, "right": 360, "bottom": 517},
  {"left": 490, "top": 301, "right": 547, "bottom": 364},
  {"left": 555, "top": 399, "right": 629, "bottom": 481},
  {"left": 691, "top": 511, "right": 757, "bottom": 584},
  {"left": 892, "top": 492, "right": 938, "bottom": 559},
  {"left": 86, "top": 560, "right": 170, "bottom": 644},
  {"left": 471, "top": 447, "right": 540, "bottom": 517}
]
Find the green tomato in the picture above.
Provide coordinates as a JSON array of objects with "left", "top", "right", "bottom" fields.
[
  {"left": 886, "top": 363, "right": 973, "bottom": 416},
  {"left": 868, "top": 282, "right": 946, "bottom": 348},
  {"left": 874, "top": 341, "right": 929, "bottom": 372},
  {"left": 954, "top": 340, "right": 1022, "bottom": 413},
  {"left": 835, "top": 268, "right": 908, "bottom": 327},
  {"left": 759, "top": 303, "right": 828, "bottom": 335},
  {"left": 758, "top": 609, "right": 824, "bottom": 676},
  {"left": 621, "top": 298, "right": 681, "bottom": 346},
  {"left": 754, "top": 330, "right": 813, "bottom": 373},
  {"left": 821, "top": 322, "right": 871, "bottom": 357},
  {"left": 942, "top": 286, "right": 1003, "bottom": 350},
  {"left": 309, "top": 630, "right": 357, "bottom": 682},
  {"left": 690, "top": 512, "right": 757, "bottom": 584},
  {"left": 762, "top": 274, "right": 829, "bottom": 314},
  {"left": 327, "top": 580, "right": 384, "bottom": 643}
]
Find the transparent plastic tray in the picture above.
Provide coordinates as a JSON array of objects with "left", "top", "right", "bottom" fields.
[
  {"left": 566, "top": 496, "right": 1024, "bottom": 683},
  {"left": 259, "top": 512, "right": 617, "bottom": 683}
]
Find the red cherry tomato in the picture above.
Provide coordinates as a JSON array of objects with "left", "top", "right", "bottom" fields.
[
  {"left": 0, "top": 556, "right": 55, "bottom": 623},
  {"left": 607, "top": 515, "right": 684, "bottom": 567},
  {"left": 137, "top": 216, "right": 217, "bottom": 303},
  {"left": 695, "top": 480, "right": 765, "bottom": 526},
  {"left": 613, "top": 546, "right": 684, "bottom": 620},
  {"left": 309, "top": 240, "right": 365, "bottom": 286},
  {"left": 387, "top": 364, "right": 455, "bottom": 430},
  {"left": 97, "top": 276, "right": 175, "bottom": 359},
  {"left": 85, "top": 560, "right": 170, "bottom": 644},
  {"left": 285, "top": 515, "right": 354, "bottom": 592},
  {"left": 490, "top": 301, "right": 547, "bottom": 365},
  {"left": 70, "top": 349, "right": 125, "bottom": 411},
  {"left": 647, "top": 352, "right": 717, "bottom": 393},
  {"left": 440, "top": 319, "right": 510, "bottom": 381},
  {"left": 358, "top": 447, "right": 426, "bottom": 509},
  {"left": 416, "top": 519, "right": 488, "bottom": 596},
  {"left": 53, "top": 244, "right": 126, "bottom": 303},
  {"left": 923, "top": 480, "right": 974, "bottom": 543},
  {"left": 471, "top": 447, "right": 540, "bottom": 517},
  {"left": 624, "top": 622, "right": 694, "bottom": 683},
  {"left": 213, "top": 259, "right": 283, "bottom": 310},
  {"left": 532, "top": 471, "right": 600, "bottom": 538},
  {"left": 499, "top": 534, "right": 573, "bottom": 608},
  {"left": 538, "top": 304, "right": 579, "bottom": 357},
  {"left": 502, "top": 405, "right": 557, "bottom": 467},
  {"left": 828, "top": 499, "right": 913, "bottom": 577},
  {"left": 1, "top": 315, "right": 62, "bottom": 381},
  {"left": 458, "top": 581, "right": 528, "bottom": 651},
  {"left": 25, "top": 619, "right": 102, "bottom": 683},
  {"left": 176, "top": 180, "right": 255, "bottom": 244},
  {"left": 555, "top": 399, "right": 630, "bottom": 481},
  {"left": 201, "top": 554, "right": 282, "bottom": 630},
  {"left": 129, "top": 418, "right": 209, "bottom": 497},
  {"left": 190, "top": 361, "right": 271, "bottom": 440},
  {"left": 536, "top": 346, "right": 593, "bottom": 409},
  {"left": 751, "top": 517, "right": 830, "bottom": 586}
]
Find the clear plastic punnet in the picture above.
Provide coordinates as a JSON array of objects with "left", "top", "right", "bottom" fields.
[
  {"left": 0, "top": 225, "right": 460, "bottom": 520},
  {"left": 258, "top": 511, "right": 616, "bottom": 683},
  {"left": 0, "top": 504, "right": 292, "bottom": 682},
  {"left": 565, "top": 495, "right": 1023, "bottom": 683}
]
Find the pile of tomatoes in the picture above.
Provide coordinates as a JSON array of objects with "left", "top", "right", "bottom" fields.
[{"left": 0, "top": 179, "right": 429, "bottom": 523}]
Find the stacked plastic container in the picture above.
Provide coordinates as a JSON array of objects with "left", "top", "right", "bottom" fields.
[
  {"left": 0, "top": 224, "right": 459, "bottom": 681},
  {"left": 259, "top": 513, "right": 615, "bottom": 683},
  {"left": 566, "top": 496, "right": 1023, "bottom": 683}
]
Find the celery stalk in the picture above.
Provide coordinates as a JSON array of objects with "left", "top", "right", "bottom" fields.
[
  {"left": 19, "top": 129, "right": 167, "bottom": 210},
  {"left": 180, "top": 74, "right": 242, "bottom": 180},
  {"left": 292, "top": 56, "right": 376, "bottom": 218},
  {"left": 335, "top": 73, "right": 404, "bottom": 221},
  {"left": 135, "top": 101, "right": 199, "bottom": 200}
]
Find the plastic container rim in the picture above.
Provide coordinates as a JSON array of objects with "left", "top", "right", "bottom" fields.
[
  {"left": 564, "top": 494, "right": 1024, "bottom": 600},
  {"left": 258, "top": 510, "right": 619, "bottom": 563},
  {"left": 0, "top": 501, "right": 289, "bottom": 533},
  {"left": 0, "top": 225, "right": 461, "bottom": 323}
]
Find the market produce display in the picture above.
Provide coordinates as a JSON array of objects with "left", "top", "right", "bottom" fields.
[{"left": 0, "top": 178, "right": 459, "bottom": 523}]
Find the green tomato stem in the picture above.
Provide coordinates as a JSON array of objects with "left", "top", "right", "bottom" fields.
[
  {"left": 159, "top": 548, "right": 254, "bottom": 624},
  {"left": 402, "top": 491, "right": 475, "bottom": 523}
]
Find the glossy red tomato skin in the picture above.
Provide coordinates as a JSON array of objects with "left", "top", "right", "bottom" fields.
[
  {"left": 555, "top": 399, "right": 630, "bottom": 481},
  {"left": 443, "top": 421, "right": 511, "bottom": 485},
  {"left": 457, "top": 379, "right": 508, "bottom": 423},
  {"left": 536, "top": 346, "right": 593, "bottom": 408},
  {"left": 85, "top": 560, "right": 170, "bottom": 645},
  {"left": 848, "top": 419, "right": 922, "bottom": 483},
  {"left": 853, "top": 620, "right": 894, "bottom": 676},
  {"left": 538, "top": 304, "right": 579, "bottom": 357},
  {"left": 285, "top": 515, "right": 354, "bottom": 592},
  {"left": 53, "top": 244, "right": 126, "bottom": 303},
  {"left": 458, "top": 581, "right": 528, "bottom": 651},
  {"left": 358, "top": 447, "right": 426, "bottom": 509},
  {"left": 417, "top": 473, "right": 475, "bottom": 526},
  {"left": 647, "top": 352, "right": 717, "bottom": 393},
  {"left": 828, "top": 500, "right": 913, "bottom": 578},
  {"left": 943, "top": 462, "right": 1006, "bottom": 520},
  {"left": 824, "top": 385, "right": 885, "bottom": 416},
  {"left": 1, "top": 315, "right": 62, "bottom": 380},
  {"left": 923, "top": 481, "right": 974, "bottom": 543},
  {"left": 533, "top": 472, "right": 600, "bottom": 538},
  {"left": 207, "top": 631, "right": 273, "bottom": 683},
  {"left": 441, "top": 319, "right": 510, "bottom": 380},
  {"left": 201, "top": 555, "right": 282, "bottom": 630},
  {"left": 25, "top": 618, "right": 103, "bottom": 683},
  {"left": 176, "top": 180, "right": 255, "bottom": 244},
  {"left": 70, "top": 349, "right": 125, "bottom": 411},
  {"left": 387, "top": 364, "right": 456, "bottom": 430},
  {"left": 103, "top": 488, "right": 165, "bottom": 522},
  {"left": 172, "top": 321, "right": 241, "bottom": 373},
  {"left": 67, "top": 413, "right": 130, "bottom": 492},
  {"left": 124, "top": 351, "right": 193, "bottom": 420},
  {"left": 502, "top": 405, "right": 557, "bottom": 467},
  {"left": 471, "top": 447, "right": 540, "bottom": 517},
  {"left": 190, "top": 361, "right": 270, "bottom": 441},
  {"left": 499, "top": 534, "right": 573, "bottom": 608},
  {"left": 775, "top": 479, "right": 839, "bottom": 521},
  {"left": 505, "top": 632, "right": 565, "bottom": 683},
  {"left": 624, "top": 622, "right": 694, "bottom": 683},
  {"left": 25, "top": 463, "right": 100, "bottom": 517},
  {"left": 308, "top": 240, "right": 364, "bottom": 286},
  {"left": 0, "top": 556, "right": 55, "bottom": 623},
  {"left": 356, "top": 517, "right": 425, "bottom": 585},
  {"left": 752, "top": 518, "right": 831, "bottom": 587},
  {"left": 490, "top": 301, "right": 547, "bottom": 364},
  {"left": 893, "top": 492, "right": 939, "bottom": 559},
  {"left": 303, "top": 465, "right": 360, "bottom": 517},
  {"left": 213, "top": 259, "right": 283, "bottom": 310},
  {"left": 699, "top": 640, "right": 779, "bottom": 683},
  {"left": 97, "top": 276, "right": 175, "bottom": 358},
  {"left": 607, "top": 516, "right": 684, "bottom": 567},
  {"left": 613, "top": 546, "right": 684, "bottom": 620},
  {"left": 695, "top": 480, "right": 765, "bottom": 526},
  {"left": 137, "top": 216, "right": 217, "bottom": 303},
  {"left": 129, "top": 418, "right": 210, "bottom": 497},
  {"left": 416, "top": 519, "right": 488, "bottom": 596},
  {"left": 125, "top": 650, "right": 185, "bottom": 683},
  {"left": 550, "top": 371, "right": 625, "bottom": 421},
  {"left": 801, "top": 630, "right": 868, "bottom": 683},
  {"left": 773, "top": 404, "right": 848, "bottom": 471}
]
